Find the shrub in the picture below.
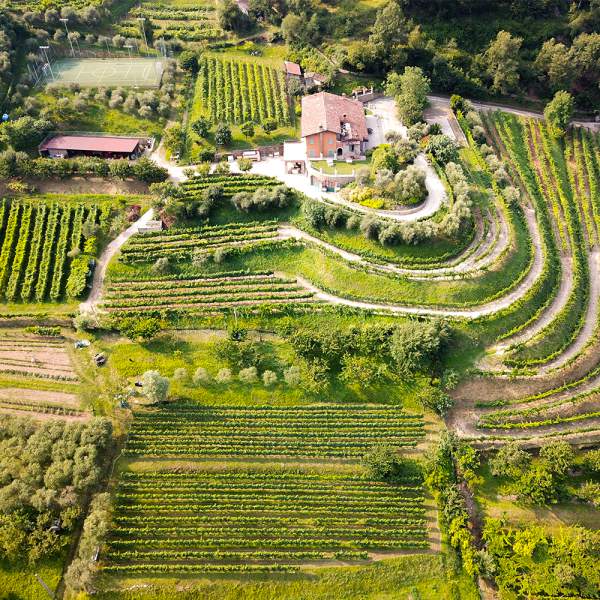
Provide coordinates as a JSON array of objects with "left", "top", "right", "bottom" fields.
[
  {"left": 363, "top": 444, "right": 409, "bottom": 482},
  {"left": 238, "top": 366, "right": 258, "bottom": 384},
  {"left": 238, "top": 157, "right": 252, "bottom": 172},
  {"left": 141, "top": 370, "right": 170, "bottom": 403},
  {"left": 152, "top": 257, "right": 171, "bottom": 275},
  {"left": 283, "top": 365, "right": 301, "bottom": 386},
  {"left": 191, "top": 117, "right": 210, "bottom": 138},
  {"left": 262, "top": 370, "right": 278, "bottom": 386},
  {"left": 178, "top": 50, "right": 199, "bottom": 74},
  {"left": 489, "top": 442, "right": 531, "bottom": 478},
  {"left": 193, "top": 367, "right": 211, "bottom": 385},
  {"left": 173, "top": 368, "right": 189, "bottom": 384},
  {"left": 117, "top": 316, "right": 164, "bottom": 342},
  {"left": 215, "top": 122, "right": 232, "bottom": 146},
  {"left": 215, "top": 368, "right": 233, "bottom": 384},
  {"left": 214, "top": 161, "right": 231, "bottom": 175},
  {"left": 73, "top": 313, "right": 98, "bottom": 332}
]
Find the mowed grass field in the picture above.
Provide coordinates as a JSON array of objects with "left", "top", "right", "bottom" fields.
[{"left": 45, "top": 58, "right": 167, "bottom": 88}]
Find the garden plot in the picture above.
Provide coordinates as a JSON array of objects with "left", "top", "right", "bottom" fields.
[
  {"left": 196, "top": 56, "right": 292, "bottom": 126},
  {"left": 102, "top": 272, "right": 318, "bottom": 314},
  {"left": 121, "top": 0, "right": 224, "bottom": 43},
  {"left": 105, "top": 465, "right": 431, "bottom": 575},
  {"left": 0, "top": 388, "right": 86, "bottom": 420},
  {"left": 180, "top": 174, "right": 280, "bottom": 199},
  {"left": 118, "top": 221, "right": 281, "bottom": 263},
  {"left": 124, "top": 403, "right": 426, "bottom": 459},
  {"left": 0, "top": 333, "right": 78, "bottom": 382},
  {"left": 0, "top": 199, "right": 107, "bottom": 303}
]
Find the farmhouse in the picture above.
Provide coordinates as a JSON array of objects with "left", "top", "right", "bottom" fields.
[
  {"left": 301, "top": 92, "right": 369, "bottom": 160},
  {"left": 39, "top": 134, "right": 146, "bottom": 159}
]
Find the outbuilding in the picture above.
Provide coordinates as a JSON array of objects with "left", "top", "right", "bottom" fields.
[{"left": 39, "top": 134, "right": 146, "bottom": 159}]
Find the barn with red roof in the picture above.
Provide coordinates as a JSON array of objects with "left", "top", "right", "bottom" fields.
[{"left": 39, "top": 134, "right": 146, "bottom": 159}]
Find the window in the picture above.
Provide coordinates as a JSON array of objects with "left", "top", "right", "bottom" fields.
[
  {"left": 328, "top": 138, "right": 334, "bottom": 144},
  {"left": 309, "top": 150, "right": 316, "bottom": 158},
  {"left": 309, "top": 137, "right": 315, "bottom": 144},
  {"left": 327, "top": 150, "right": 334, "bottom": 158}
]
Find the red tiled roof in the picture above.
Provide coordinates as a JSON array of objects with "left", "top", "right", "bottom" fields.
[
  {"left": 284, "top": 61, "right": 302, "bottom": 76},
  {"left": 301, "top": 92, "right": 368, "bottom": 140},
  {"left": 40, "top": 135, "right": 140, "bottom": 153}
]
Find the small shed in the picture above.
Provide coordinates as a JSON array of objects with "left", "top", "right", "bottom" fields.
[
  {"left": 304, "top": 72, "right": 327, "bottom": 89},
  {"left": 284, "top": 61, "right": 302, "bottom": 80}
]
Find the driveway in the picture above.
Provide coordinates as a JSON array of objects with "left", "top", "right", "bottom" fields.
[
  {"left": 79, "top": 208, "right": 155, "bottom": 314},
  {"left": 366, "top": 97, "right": 447, "bottom": 220}
]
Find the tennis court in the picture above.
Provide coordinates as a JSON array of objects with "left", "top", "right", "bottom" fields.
[{"left": 44, "top": 58, "right": 166, "bottom": 88}]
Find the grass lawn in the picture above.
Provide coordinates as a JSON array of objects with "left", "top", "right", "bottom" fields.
[
  {"left": 0, "top": 555, "right": 64, "bottom": 600},
  {"left": 95, "top": 330, "right": 428, "bottom": 411},
  {"left": 34, "top": 91, "right": 165, "bottom": 138},
  {"left": 196, "top": 229, "right": 530, "bottom": 307},
  {"left": 310, "top": 159, "right": 371, "bottom": 174}
]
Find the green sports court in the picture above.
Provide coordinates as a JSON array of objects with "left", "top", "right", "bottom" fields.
[{"left": 43, "top": 57, "right": 166, "bottom": 88}]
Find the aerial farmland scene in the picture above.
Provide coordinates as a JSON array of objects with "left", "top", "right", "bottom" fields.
[{"left": 0, "top": 0, "right": 598, "bottom": 598}]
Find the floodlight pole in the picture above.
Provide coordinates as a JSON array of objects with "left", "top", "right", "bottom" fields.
[
  {"left": 34, "top": 573, "right": 55, "bottom": 599},
  {"left": 39, "top": 46, "right": 54, "bottom": 81},
  {"left": 60, "top": 18, "right": 75, "bottom": 57},
  {"left": 137, "top": 17, "right": 148, "bottom": 53}
]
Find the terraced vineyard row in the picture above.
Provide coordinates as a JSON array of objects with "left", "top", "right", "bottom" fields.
[
  {"left": 121, "top": 2, "right": 224, "bottom": 42},
  {"left": 119, "top": 220, "right": 280, "bottom": 263},
  {"left": 180, "top": 174, "right": 280, "bottom": 200},
  {"left": 0, "top": 200, "right": 102, "bottom": 303},
  {"left": 102, "top": 272, "right": 317, "bottom": 314},
  {"left": 483, "top": 115, "right": 598, "bottom": 371},
  {"left": 196, "top": 56, "right": 291, "bottom": 125},
  {"left": 124, "top": 404, "right": 426, "bottom": 458},
  {"left": 105, "top": 467, "right": 429, "bottom": 574},
  {"left": 452, "top": 113, "right": 600, "bottom": 444}
]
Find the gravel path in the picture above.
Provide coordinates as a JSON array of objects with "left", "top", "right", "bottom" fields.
[{"left": 79, "top": 209, "right": 155, "bottom": 314}]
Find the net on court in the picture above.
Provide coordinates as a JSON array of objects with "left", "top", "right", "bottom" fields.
[{"left": 43, "top": 58, "right": 166, "bottom": 88}]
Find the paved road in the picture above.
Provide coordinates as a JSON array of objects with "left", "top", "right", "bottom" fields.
[{"left": 428, "top": 94, "right": 600, "bottom": 132}]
